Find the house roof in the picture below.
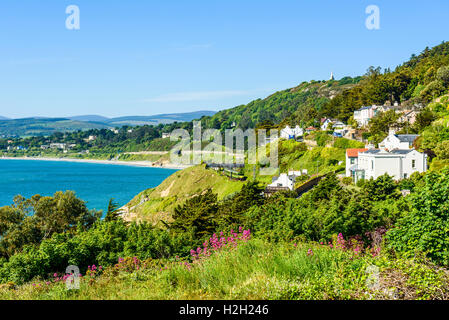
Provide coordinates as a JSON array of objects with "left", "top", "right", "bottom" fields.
[
  {"left": 362, "top": 149, "right": 415, "bottom": 155},
  {"left": 346, "top": 148, "right": 368, "bottom": 158},
  {"left": 355, "top": 105, "right": 376, "bottom": 111},
  {"left": 390, "top": 149, "right": 414, "bottom": 155},
  {"left": 396, "top": 134, "right": 419, "bottom": 143}
]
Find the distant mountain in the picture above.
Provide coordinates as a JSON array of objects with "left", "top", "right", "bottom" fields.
[
  {"left": 107, "top": 111, "right": 217, "bottom": 126},
  {"left": 0, "top": 116, "right": 10, "bottom": 120},
  {"left": 68, "top": 115, "right": 111, "bottom": 122},
  {"left": 0, "top": 118, "right": 111, "bottom": 137},
  {"left": 0, "top": 110, "right": 217, "bottom": 137}
]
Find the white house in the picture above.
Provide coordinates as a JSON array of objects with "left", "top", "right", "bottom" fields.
[
  {"left": 353, "top": 105, "right": 380, "bottom": 127},
  {"left": 379, "top": 132, "right": 419, "bottom": 151},
  {"left": 280, "top": 125, "right": 303, "bottom": 140},
  {"left": 349, "top": 148, "right": 427, "bottom": 182},
  {"left": 345, "top": 148, "right": 368, "bottom": 177},
  {"left": 267, "top": 173, "right": 295, "bottom": 191},
  {"left": 50, "top": 143, "right": 67, "bottom": 149},
  {"left": 321, "top": 118, "right": 333, "bottom": 131},
  {"left": 288, "top": 170, "right": 302, "bottom": 177},
  {"left": 162, "top": 133, "right": 170, "bottom": 139}
]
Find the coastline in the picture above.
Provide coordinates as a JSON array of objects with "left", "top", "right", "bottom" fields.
[{"left": 0, "top": 156, "right": 191, "bottom": 170}]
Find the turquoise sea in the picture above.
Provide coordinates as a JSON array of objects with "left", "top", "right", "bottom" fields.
[{"left": 0, "top": 159, "right": 177, "bottom": 212}]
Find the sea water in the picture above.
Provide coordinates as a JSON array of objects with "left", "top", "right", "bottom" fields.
[{"left": 0, "top": 159, "right": 177, "bottom": 212}]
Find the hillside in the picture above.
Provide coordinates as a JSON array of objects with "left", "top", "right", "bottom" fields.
[
  {"left": 324, "top": 41, "right": 449, "bottom": 121},
  {"left": 200, "top": 78, "right": 361, "bottom": 130},
  {"left": 122, "top": 165, "right": 245, "bottom": 223}
]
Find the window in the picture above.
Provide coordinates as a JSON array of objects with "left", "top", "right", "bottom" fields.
[
  {"left": 350, "top": 158, "right": 355, "bottom": 165},
  {"left": 371, "top": 160, "right": 374, "bottom": 170},
  {"left": 404, "top": 173, "right": 408, "bottom": 179},
  {"left": 412, "top": 160, "right": 416, "bottom": 169}
]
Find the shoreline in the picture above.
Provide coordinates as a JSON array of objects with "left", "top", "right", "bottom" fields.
[{"left": 0, "top": 156, "right": 191, "bottom": 170}]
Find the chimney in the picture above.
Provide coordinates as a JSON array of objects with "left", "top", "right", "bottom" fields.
[{"left": 389, "top": 128, "right": 396, "bottom": 136}]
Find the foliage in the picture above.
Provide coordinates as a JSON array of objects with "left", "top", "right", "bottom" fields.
[
  {"left": 323, "top": 42, "right": 449, "bottom": 121},
  {"left": 170, "top": 189, "right": 219, "bottom": 238},
  {"left": 386, "top": 168, "right": 449, "bottom": 266},
  {"left": 361, "top": 174, "right": 401, "bottom": 202},
  {"left": 105, "top": 199, "right": 121, "bottom": 222},
  {"left": 0, "top": 192, "right": 101, "bottom": 259},
  {"left": 0, "top": 220, "right": 194, "bottom": 284},
  {"left": 367, "top": 110, "right": 400, "bottom": 144}
]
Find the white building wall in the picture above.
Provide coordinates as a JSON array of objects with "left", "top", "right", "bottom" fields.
[
  {"left": 401, "top": 150, "right": 427, "bottom": 178},
  {"left": 345, "top": 154, "right": 358, "bottom": 177},
  {"left": 357, "top": 150, "right": 427, "bottom": 181},
  {"left": 268, "top": 173, "right": 294, "bottom": 190}
]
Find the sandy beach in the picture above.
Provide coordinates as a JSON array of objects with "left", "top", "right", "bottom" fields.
[{"left": 0, "top": 156, "right": 191, "bottom": 170}]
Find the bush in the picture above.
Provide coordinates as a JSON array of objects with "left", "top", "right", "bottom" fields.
[
  {"left": 386, "top": 168, "right": 449, "bottom": 266},
  {"left": 0, "top": 220, "right": 195, "bottom": 284}
]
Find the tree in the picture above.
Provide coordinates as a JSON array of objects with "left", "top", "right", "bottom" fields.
[
  {"left": 436, "top": 65, "right": 449, "bottom": 86},
  {"left": 218, "top": 182, "right": 265, "bottom": 226},
  {"left": 368, "top": 110, "right": 400, "bottom": 143},
  {"left": 310, "top": 173, "right": 342, "bottom": 202},
  {"left": 0, "top": 192, "right": 101, "bottom": 258},
  {"left": 413, "top": 109, "right": 437, "bottom": 132},
  {"left": 435, "top": 140, "right": 449, "bottom": 160},
  {"left": 387, "top": 168, "right": 449, "bottom": 265},
  {"left": 105, "top": 198, "right": 121, "bottom": 222},
  {"left": 170, "top": 189, "right": 219, "bottom": 238},
  {"left": 362, "top": 174, "right": 400, "bottom": 202}
]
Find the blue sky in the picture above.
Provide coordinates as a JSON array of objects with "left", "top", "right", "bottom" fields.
[{"left": 0, "top": 0, "right": 447, "bottom": 118}]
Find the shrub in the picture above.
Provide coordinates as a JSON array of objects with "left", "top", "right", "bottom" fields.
[{"left": 386, "top": 168, "right": 449, "bottom": 266}]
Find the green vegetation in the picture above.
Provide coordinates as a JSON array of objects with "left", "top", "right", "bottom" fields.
[
  {"left": 123, "top": 165, "right": 245, "bottom": 223},
  {"left": 2, "top": 158, "right": 449, "bottom": 300},
  {"left": 200, "top": 79, "right": 360, "bottom": 131},
  {"left": 324, "top": 42, "right": 449, "bottom": 121},
  {"left": 4, "top": 41, "right": 449, "bottom": 300}
]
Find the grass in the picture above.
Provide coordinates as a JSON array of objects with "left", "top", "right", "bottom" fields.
[
  {"left": 1, "top": 238, "right": 449, "bottom": 300},
  {"left": 0, "top": 240, "right": 367, "bottom": 300},
  {"left": 124, "top": 165, "right": 245, "bottom": 223}
]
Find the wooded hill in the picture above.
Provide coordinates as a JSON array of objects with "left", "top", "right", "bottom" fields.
[{"left": 200, "top": 41, "right": 449, "bottom": 129}]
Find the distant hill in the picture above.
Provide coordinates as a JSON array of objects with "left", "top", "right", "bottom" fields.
[
  {"left": 0, "top": 111, "right": 217, "bottom": 137},
  {"left": 106, "top": 111, "right": 217, "bottom": 126},
  {"left": 0, "top": 116, "right": 10, "bottom": 120},
  {"left": 68, "top": 115, "right": 111, "bottom": 122},
  {"left": 0, "top": 118, "right": 111, "bottom": 137}
]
